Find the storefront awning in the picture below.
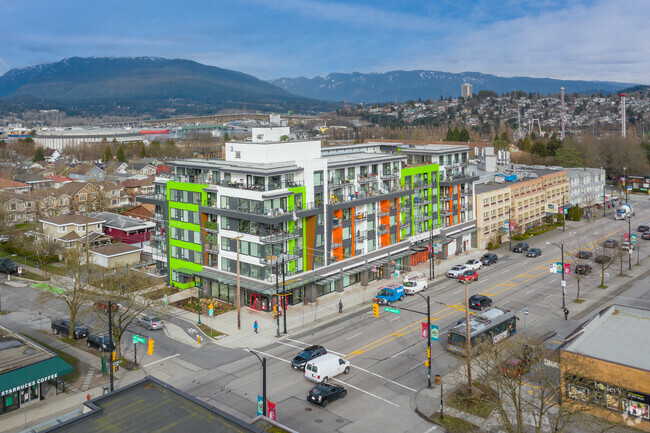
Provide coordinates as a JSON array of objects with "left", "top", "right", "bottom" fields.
[{"left": 0, "top": 357, "right": 72, "bottom": 397}]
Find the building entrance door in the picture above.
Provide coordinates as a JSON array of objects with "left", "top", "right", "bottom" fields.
[{"left": 250, "top": 293, "right": 262, "bottom": 311}]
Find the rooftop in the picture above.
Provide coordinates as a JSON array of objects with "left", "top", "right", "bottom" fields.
[
  {"left": 87, "top": 212, "right": 155, "bottom": 231},
  {"left": 0, "top": 325, "right": 51, "bottom": 373},
  {"left": 47, "top": 377, "right": 264, "bottom": 433},
  {"left": 40, "top": 214, "right": 104, "bottom": 226},
  {"left": 90, "top": 242, "right": 141, "bottom": 257},
  {"left": 563, "top": 305, "right": 650, "bottom": 371}
]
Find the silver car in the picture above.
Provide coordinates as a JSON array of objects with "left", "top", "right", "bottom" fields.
[{"left": 137, "top": 315, "right": 165, "bottom": 330}]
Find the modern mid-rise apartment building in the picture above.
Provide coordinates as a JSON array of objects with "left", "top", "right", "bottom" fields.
[
  {"left": 139, "top": 130, "right": 478, "bottom": 312},
  {"left": 475, "top": 169, "right": 569, "bottom": 249}
]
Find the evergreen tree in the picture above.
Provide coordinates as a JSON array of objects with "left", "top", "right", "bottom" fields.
[
  {"left": 459, "top": 128, "right": 470, "bottom": 142},
  {"left": 33, "top": 147, "right": 45, "bottom": 162},
  {"left": 452, "top": 127, "right": 460, "bottom": 141},
  {"left": 102, "top": 147, "right": 113, "bottom": 163},
  {"left": 546, "top": 134, "right": 562, "bottom": 156},
  {"left": 139, "top": 142, "right": 146, "bottom": 158},
  {"left": 445, "top": 128, "right": 453, "bottom": 141},
  {"left": 117, "top": 145, "right": 126, "bottom": 162},
  {"left": 521, "top": 136, "right": 531, "bottom": 152}
]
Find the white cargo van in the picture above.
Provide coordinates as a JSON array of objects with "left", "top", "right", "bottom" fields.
[
  {"left": 403, "top": 278, "right": 427, "bottom": 295},
  {"left": 304, "top": 353, "right": 350, "bottom": 382}
]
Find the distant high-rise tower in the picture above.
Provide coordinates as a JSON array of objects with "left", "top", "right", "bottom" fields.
[
  {"left": 560, "top": 87, "right": 564, "bottom": 140},
  {"left": 462, "top": 83, "right": 473, "bottom": 99},
  {"left": 621, "top": 94, "right": 627, "bottom": 137}
]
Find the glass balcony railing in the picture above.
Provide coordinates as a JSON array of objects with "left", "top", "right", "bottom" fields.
[
  {"left": 328, "top": 185, "right": 412, "bottom": 205},
  {"left": 259, "top": 229, "right": 301, "bottom": 244},
  {"left": 260, "top": 250, "right": 302, "bottom": 265},
  {"left": 357, "top": 173, "right": 378, "bottom": 183},
  {"left": 204, "top": 221, "right": 219, "bottom": 233}
]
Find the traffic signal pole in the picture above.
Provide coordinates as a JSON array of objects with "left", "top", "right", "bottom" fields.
[
  {"left": 108, "top": 300, "right": 114, "bottom": 392},
  {"left": 427, "top": 295, "right": 431, "bottom": 388}
]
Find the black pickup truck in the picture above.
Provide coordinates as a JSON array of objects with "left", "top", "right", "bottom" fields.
[
  {"left": 51, "top": 319, "right": 89, "bottom": 339},
  {"left": 0, "top": 259, "right": 18, "bottom": 274}
]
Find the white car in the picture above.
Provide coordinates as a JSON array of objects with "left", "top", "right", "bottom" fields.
[
  {"left": 446, "top": 265, "right": 469, "bottom": 278},
  {"left": 403, "top": 278, "right": 427, "bottom": 295},
  {"left": 464, "top": 259, "right": 483, "bottom": 271}
]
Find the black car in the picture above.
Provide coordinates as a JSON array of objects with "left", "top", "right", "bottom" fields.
[
  {"left": 638, "top": 225, "right": 650, "bottom": 233},
  {"left": 468, "top": 294, "right": 492, "bottom": 310},
  {"left": 577, "top": 250, "right": 593, "bottom": 259},
  {"left": 0, "top": 259, "right": 18, "bottom": 274},
  {"left": 576, "top": 264, "right": 592, "bottom": 275},
  {"left": 480, "top": 253, "right": 498, "bottom": 266},
  {"left": 526, "top": 248, "right": 542, "bottom": 257},
  {"left": 291, "top": 345, "right": 327, "bottom": 370},
  {"left": 51, "top": 319, "right": 89, "bottom": 339},
  {"left": 307, "top": 382, "right": 347, "bottom": 407},
  {"left": 512, "top": 242, "right": 529, "bottom": 253},
  {"left": 603, "top": 239, "right": 618, "bottom": 248},
  {"left": 643, "top": 232, "right": 650, "bottom": 240},
  {"left": 86, "top": 334, "right": 115, "bottom": 352},
  {"left": 594, "top": 255, "right": 611, "bottom": 264}
]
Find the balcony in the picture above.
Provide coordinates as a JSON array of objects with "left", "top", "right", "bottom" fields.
[
  {"left": 204, "top": 242, "right": 219, "bottom": 254},
  {"left": 354, "top": 212, "right": 367, "bottom": 221},
  {"left": 440, "top": 210, "right": 451, "bottom": 217},
  {"left": 400, "top": 198, "right": 412, "bottom": 208},
  {"left": 329, "top": 177, "right": 353, "bottom": 187},
  {"left": 381, "top": 170, "right": 400, "bottom": 180},
  {"left": 153, "top": 214, "right": 164, "bottom": 223},
  {"left": 332, "top": 218, "right": 342, "bottom": 229},
  {"left": 259, "top": 229, "right": 301, "bottom": 244},
  {"left": 358, "top": 174, "right": 378, "bottom": 183},
  {"left": 260, "top": 250, "right": 302, "bottom": 265},
  {"left": 207, "top": 178, "right": 304, "bottom": 192},
  {"left": 204, "top": 221, "right": 219, "bottom": 233},
  {"left": 331, "top": 238, "right": 343, "bottom": 248},
  {"left": 328, "top": 185, "right": 411, "bottom": 205},
  {"left": 399, "top": 220, "right": 411, "bottom": 229},
  {"left": 377, "top": 208, "right": 390, "bottom": 217},
  {"left": 151, "top": 233, "right": 166, "bottom": 241},
  {"left": 355, "top": 232, "right": 367, "bottom": 241}
]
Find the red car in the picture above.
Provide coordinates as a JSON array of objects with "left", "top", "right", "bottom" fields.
[{"left": 458, "top": 270, "right": 478, "bottom": 282}]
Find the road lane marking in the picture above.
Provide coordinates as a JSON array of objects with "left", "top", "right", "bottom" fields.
[
  {"left": 277, "top": 341, "right": 304, "bottom": 350},
  {"left": 501, "top": 269, "right": 510, "bottom": 274},
  {"left": 328, "top": 327, "right": 345, "bottom": 334},
  {"left": 498, "top": 283, "right": 517, "bottom": 286},
  {"left": 351, "top": 364, "right": 416, "bottom": 392},
  {"left": 346, "top": 332, "right": 363, "bottom": 340},
  {"left": 526, "top": 289, "right": 536, "bottom": 294},
  {"left": 287, "top": 338, "right": 314, "bottom": 346},
  {"left": 143, "top": 353, "right": 179, "bottom": 367},
  {"left": 452, "top": 289, "right": 462, "bottom": 294},
  {"left": 332, "top": 377, "right": 400, "bottom": 407},
  {"left": 425, "top": 426, "right": 438, "bottom": 432},
  {"left": 390, "top": 349, "right": 408, "bottom": 359}
]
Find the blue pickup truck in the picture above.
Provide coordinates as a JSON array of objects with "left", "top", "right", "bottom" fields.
[{"left": 374, "top": 283, "right": 406, "bottom": 305}]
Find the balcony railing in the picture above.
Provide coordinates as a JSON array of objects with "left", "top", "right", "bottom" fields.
[
  {"left": 216, "top": 201, "right": 321, "bottom": 217},
  {"left": 377, "top": 228, "right": 389, "bottom": 236},
  {"left": 332, "top": 218, "right": 342, "bottom": 229},
  {"left": 354, "top": 212, "right": 367, "bottom": 221},
  {"left": 260, "top": 250, "right": 302, "bottom": 265},
  {"left": 381, "top": 170, "right": 400, "bottom": 179},
  {"left": 204, "top": 242, "right": 219, "bottom": 253},
  {"left": 204, "top": 221, "right": 219, "bottom": 233},
  {"left": 355, "top": 232, "right": 367, "bottom": 241},
  {"left": 331, "top": 239, "right": 343, "bottom": 249},
  {"left": 399, "top": 220, "right": 411, "bottom": 229},
  {"left": 259, "top": 229, "right": 301, "bottom": 244},
  {"left": 153, "top": 213, "right": 164, "bottom": 222},
  {"left": 377, "top": 209, "right": 390, "bottom": 217},
  {"left": 151, "top": 233, "right": 166, "bottom": 241},
  {"left": 441, "top": 195, "right": 453, "bottom": 201},
  {"left": 357, "top": 174, "right": 378, "bottom": 183},
  {"left": 328, "top": 185, "right": 412, "bottom": 205},
  {"left": 329, "top": 177, "right": 353, "bottom": 186}
]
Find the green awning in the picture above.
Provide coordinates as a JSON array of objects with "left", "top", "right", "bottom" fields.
[{"left": 1, "top": 357, "right": 72, "bottom": 397}]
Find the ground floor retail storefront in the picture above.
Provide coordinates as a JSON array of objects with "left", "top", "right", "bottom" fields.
[{"left": 0, "top": 356, "right": 72, "bottom": 416}]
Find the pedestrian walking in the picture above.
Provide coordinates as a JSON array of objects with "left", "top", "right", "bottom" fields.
[
  {"left": 564, "top": 308, "right": 569, "bottom": 320},
  {"left": 339, "top": 300, "right": 343, "bottom": 314},
  {"left": 253, "top": 320, "right": 258, "bottom": 334}
]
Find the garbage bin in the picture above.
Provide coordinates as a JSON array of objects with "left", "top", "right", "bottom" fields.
[
  {"left": 435, "top": 374, "right": 441, "bottom": 385},
  {"left": 101, "top": 357, "right": 107, "bottom": 374}
]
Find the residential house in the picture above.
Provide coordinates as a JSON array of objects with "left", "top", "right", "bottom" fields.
[
  {"left": 39, "top": 214, "right": 111, "bottom": 248},
  {"left": 43, "top": 148, "right": 62, "bottom": 163},
  {"left": 28, "top": 188, "right": 72, "bottom": 218},
  {"left": 127, "top": 163, "right": 156, "bottom": 176},
  {"left": 58, "top": 182, "right": 99, "bottom": 213},
  {"left": 87, "top": 211, "right": 155, "bottom": 246},
  {"left": 2, "top": 192, "right": 38, "bottom": 224},
  {"left": 45, "top": 174, "right": 74, "bottom": 188},
  {"left": 13, "top": 173, "right": 53, "bottom": 190},
  {"left": 122, "top": 203, "right": 155, "bottom": 221},
  {"left": 156, "top": 165, "right": 171, "bottom": 175},
  {"left": 0, "top": 179, "right": 30, "bottom": 194},
  {"left": 98, "top": 180, "right": 130, "bottom": 210},
  {"left": 68, "top": 164, "right": 106, "bottom": 182},
  {"left": 121, "top": 178, "right": 154, "bottom": 205},
  {"left": 90, "top": 242, "right": 142, "bottom": 269}
]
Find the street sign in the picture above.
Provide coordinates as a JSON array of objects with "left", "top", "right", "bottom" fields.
[
  {"left": 627, "top": 186, "right": 632, "bottom": 192},
  {"left": 430, "top": 324, "right": 439, "bottom": 341},
  {"left": 384, "top": 307, "right": 401, "bottom": 314},
  {"left": 631, "top": 234, "right": 637, "bottom": 244},
  {"left": 17, "top": 267, "right": 22, "bottom": 274},
  {"left": 133, "top": 335, "right": 146, "bottom": 344},
  {"left": 561, "top": 280, "right": 566, "bottom": 288},
  {"left": 550, "top": 263, "right": 557, "bottom": 273}
]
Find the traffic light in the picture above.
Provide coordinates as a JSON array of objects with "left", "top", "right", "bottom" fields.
[
  {"left": 273, "top": 305, "right": 279, "bottom": 320},
  {"left": 111, "top": 351, "right": 116, "bottom": 362},
  {"left": 372, "top": 303, "right": 379, "bottom": 318},
  {"left": 147, "top": 338, "right": 155, "bottom": 355},
  {"left": 113, "top": 365, "right": 120, "bottom": 373},
  {"left": 425, "top": 360, "right": 430, "bottom": 367},
  {"left": 197, "top": 335, "right": 201, "bottom": 345},
  {"left": 427, "top": 347, "right": 431, "bottom": 359}
]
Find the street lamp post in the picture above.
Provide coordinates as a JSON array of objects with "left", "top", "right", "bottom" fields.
[
  {"left": 245, "top": 349, "right": 267, "bottom": 417},
  {"left": 546, "top": 242, "right": 565, "bottom": 309},
  {"left": 197, "top": 279, "right": 202, "bottom": 325},
  {"left": 623, "top": 167, "right": 628, "bottom": 204},
  {"left": 627, "top": 216, "right": 632, "bottom": 271},
  {"left": 508, "top": 205, "right": 512, "bottom": 251},
  {"left": 282, "top": 257, "right": 287, "bottom": 335},
  {"left": 415, "top": 293, "right": 432, "bottom": 388}
]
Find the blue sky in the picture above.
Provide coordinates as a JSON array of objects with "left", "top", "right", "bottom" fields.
[{"left": 1, "top": 0, "right": 648, "bottom": 84}]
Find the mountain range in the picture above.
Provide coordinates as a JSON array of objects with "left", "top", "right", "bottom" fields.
[
  {"left": 269, "top": 71, "right": 635, "bottom": 103},
  {"left": 0, "top": 57, "right": 638, "bottom": 117},
  {"left": 0, "top": 57, "right": 333, "bottom": 117}
]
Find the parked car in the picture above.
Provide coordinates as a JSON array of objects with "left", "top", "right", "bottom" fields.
[
  {"left": 464, "top": 259, "right": 483, "bottom": 271},
  {"left": 307, "top": 382, "right": 347, "bottom": 407},
  {"left": 468, "top": 294, "right": 492, "bottom": 310},
  {"left": 603, "top": 239, "right": 618, "bottom": 248},
  {"left": 576, "top": 264, "right": 593, "bottom": 275},
  {"left": 137, "top": 315, "right": 165, "bottom": 330},
  {"left": 512, "top": 242, "right": 529, "bottom": 253},
  {"left": 594, "top": 255, "right": 611, "bottom": 264},
  {"left": 446, "top": 265, "right": 469, "bottom": 278},
  {"left": 621, "top": 241, "right": 634, "bottom": 251},
  {"left": 292, "top": 345, "right": 327, "bottom": 370},
  {"left": 86, "top": 334, "right": 115, "bottom": 352},
  {"left": 0, "top": 235, "right": 10, "bottom": 242},
  {"left": 480, "top": 253, "right": 498, "bottom": 266},
  {"left": 526, "top": 248, "right": 542, "bottom": 257},
  {"left": 643, "top": 232, "right": 650, "bottom": 240},
  {"left": 0, "top": 259, "right": 19, "bottom": 274},
  {"left": 637, "top": 225, "right": 649, "bottom": 233},
  {"left": 458, "top": 270, "right": 479, "bottom": 282},
  {"left": 51, "top": 319, "right": 89, "bottom": 339},
  {"left": 577, "top": 250, "right": 593, "bottom": 259}
]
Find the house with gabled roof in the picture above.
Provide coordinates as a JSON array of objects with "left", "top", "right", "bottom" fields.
[
  {"left": 90, "top": 242, "right": 142, "bottom": 268},
  {"left": 13, "top": 172, "right": 53, "bottom": 190},
  {"left": 39, "top": 214, "right": 111, "bottom": 248},
  {"left": 68, "top": 164, "right": 106, "bottom": 182},
  {"left": 127, "top": 163, "right": 156, "bottom": 176},
  {"left": 58, "top": 182, "right": 99, "bottom": 213},
  {"left": 121, "top": 178, "right": 154, "bottom": 205},
  {"left": 28, "top": 188, "right": 72, "bottom": 218},
  {"left": 2, "top": 192, "right": 38, "bottom": 224},
  {"left": 0, "top": 178, "right": 30, "bottom": 194},
  {"left": 97, "top": 180, "right": 130, "bottom": 210}
]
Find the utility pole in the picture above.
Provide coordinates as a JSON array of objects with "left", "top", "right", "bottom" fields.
[
  {"left": 563, "top": 194, "right": 566, "bottom": 232},
  {"left": 628, "top": 217, "right": 632, "bottom": 271},
  {"left": 603, "top": 180, "right": 606, "bottom": 217},
  {"left": 275, "top": 261, "right": 280, "bottom": 338},
  {"left": 508, "top": 205, "right": 512, "bottom": 251},
  {"left": 464, "top": 279, "right": 472, "bottom": 393},
  {"left": 108, "top": 300, "right": 114, "bottom": 392},
  {"left": 282, "top": 257, "right": 287, "bottom": 335},
  {"left": 197, "top": 278, "right": 202, "bottom": 325},
  {"left": 426, "top": 295, "right": 431, "bottom": 388},
  {"left": 429, "top": 227, "right": 433, "bottom": 280},
  {"left": 623, "top": 167, "right": 628, "bottom": 203},
  {"left": 231, "top": 235, "right": 244, "bottom": 330},
  {"left": 561, "top": 244, "right": 565, "bottom": 309}
]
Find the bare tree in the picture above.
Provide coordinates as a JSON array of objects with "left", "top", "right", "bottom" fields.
[{"left": 33, "top": 236, "right": 59, "bottom": 276}]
